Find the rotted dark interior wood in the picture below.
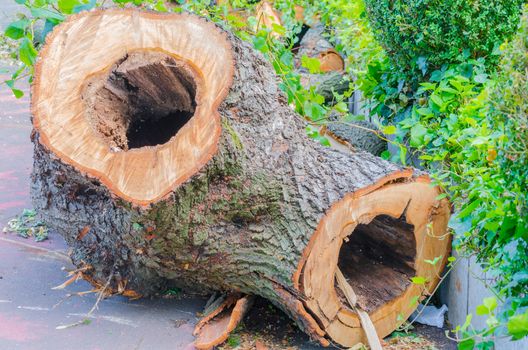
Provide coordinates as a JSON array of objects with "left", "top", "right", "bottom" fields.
[
  {"left": 337, "top": 214, "right": 416, "bottom": 313},
  {"left": 83, "top": 51, "right": 197, "bottom": 151}
]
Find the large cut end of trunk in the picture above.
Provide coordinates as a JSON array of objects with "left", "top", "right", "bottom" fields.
[
  {"left": 31, "top": 10, "right": 234, "bottom": 205},
  {"left": 296, "top": 175, "right": 451, "bottom": 347}
]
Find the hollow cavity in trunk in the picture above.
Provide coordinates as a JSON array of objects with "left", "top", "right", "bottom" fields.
[
  {"left": 83, "top": 50, "right": 198, "bottom": 151},
  {"left": 337, "top": 214, "right": 416, "bottom": 313}
]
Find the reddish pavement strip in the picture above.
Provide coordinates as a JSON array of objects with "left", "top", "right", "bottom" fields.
[{"left": 0, "top": 72, "right": 32, "bottom": 221}]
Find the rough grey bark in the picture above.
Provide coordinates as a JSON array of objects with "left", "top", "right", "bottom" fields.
[
  {"left": 300, "top": 71, "right": 350, "bottom": 105},
  {"left": 31, "top": 26, "right": 407, "bottom": 341},
  {"left": 325, "top": 114, "right": 388, "bottom": 156}
]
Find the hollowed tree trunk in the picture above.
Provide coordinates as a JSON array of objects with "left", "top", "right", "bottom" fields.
[{"left": 31, "top": 9, "right": 451, "bottom": 348}]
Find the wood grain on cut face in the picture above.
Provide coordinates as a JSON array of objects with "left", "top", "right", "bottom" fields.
[{"left": 32, "top": 10, "right": 234, "bottom": 204}]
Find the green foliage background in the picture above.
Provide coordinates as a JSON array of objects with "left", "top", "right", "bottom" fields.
[
  {"left": 364, "top": 0, "right": 525, "bottom": 74},
  {"left": 355, "top": 2, "right": 528, "bottom": 348}
]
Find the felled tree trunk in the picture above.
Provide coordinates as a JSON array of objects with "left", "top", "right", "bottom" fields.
[{"left": 31, "top": 9, "right": 451, "bottom": 348}]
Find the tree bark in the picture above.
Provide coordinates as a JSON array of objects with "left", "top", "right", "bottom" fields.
[
  {"left": 322, "top": 113, "right": 388, "bottom": 156},
  {"left": 299, "top": 71, "right": 350, "bottom": 105},
  {"left": 31, "top": 9, "right": 451, "bottom": 348}
]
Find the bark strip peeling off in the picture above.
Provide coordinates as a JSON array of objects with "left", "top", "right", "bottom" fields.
[{"left": 31, "top": 9, "right": 452, "bottom": 348}]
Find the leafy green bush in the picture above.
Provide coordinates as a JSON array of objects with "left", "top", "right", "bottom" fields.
[
  {"left": 364, "top": 0, "right": 525, "bottom": 74},
  {"left": 358, "top": 4, "right": 528, "bottom": 347},
  {"left": 485, "top": 5, "right": 528, "bottom": 300}
]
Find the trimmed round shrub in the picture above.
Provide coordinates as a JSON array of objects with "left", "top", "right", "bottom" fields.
[{"left": 364, "top": 0, "right": 525, "bottom": 73}]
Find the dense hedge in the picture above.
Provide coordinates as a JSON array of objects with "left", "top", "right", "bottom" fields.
[
  {"left": 364, "top": 0, "right": 525, "bottom": 74},
  {"left": 360, "top": 4, "right": 528, "bottom": 345},
  {"left": 485, "top": 9, "right": 528, "bottom": 301}
]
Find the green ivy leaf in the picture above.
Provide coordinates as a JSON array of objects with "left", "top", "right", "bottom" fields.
[
  {"left": 430, "top": 70, "right": 443, "bottom": 82},
  {"left": 476, "top": 341, "right": 494, "bottom": 350},
  {"left": 30, "top": 8, "right": 65, "bottom": 23},
  {"left": 476, "top": 305, "right": 490, "bottom": 316},
  {"left": 154, "top": 0, "right": 168, "bottom": 12},
  {"left": 458, "top": 199, "right": 481, "bottom": 219},
  {"left": 461, "top": 314, "right": 473, "bottom": 331},
  {"left": 408, "top": 295, "right": 419, "bottom": 306},
  {"left": 411, "top": 276, "right": 426, "bottom": 285},
  {"left": 430, "top": 94, "right": 444, "bottom": 108},
  {"left": 382, "top": 125, "right": 397, "bottom": 135},
  {"left": 4, "top": 19, "right": 29, "bottom": 40},
  {"left": 410, "top": 123, "right": 428, "bottom": 147},
  {"left": 399, "top": 145, "right": 407, "bottom": 165},
  {"left": 482, "top": 297, "right": 497, "bottom": 312},
  {"left": 271, "top": 23, "right": 286, "bottom": 36},
  {"left": 435, "top": 193, "right": 448, "bottom": 200},
  {"left": 58, "top": 0, "right": 82, "bottom": 14},
  {"left": 11, "top": 88, "right": 24, "bottom": 99},
  {"left": 303, "top": 100, "right": 325, "bottom": 121},
  {"left": 279, "top": 51, "right": 293, "bottom": 67},
  {"left": 458, "top": 338, "right": 475, "bottom": 350},
  {"left": 318, "top": 136, "right": 331, "bottom": 147},
  {"left": 252, "top": 36, "right": 268, "bottom": 53},
  {"left": 424, "top": 255, "right": 442, "bottom": 266},
  {"left": 301, "top": 55, "right": 321, "bottom": 74},
  {"left": 19, "top": 38, "right": 37, "bottom": 67},
  {"left": 334, "top": 102, "right": 348, "bottom": 113},
  {"left": 507, "top": 312, "right": 528, "bottom": 340},
  {"left": 416, "top": 107, "right": 433, "bottom": 116}
]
